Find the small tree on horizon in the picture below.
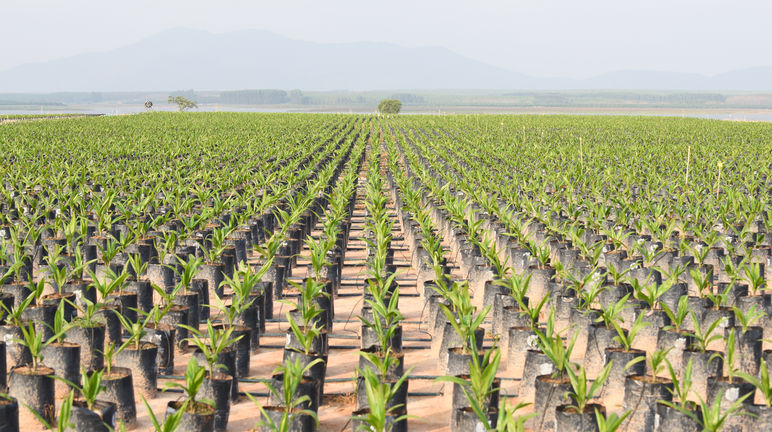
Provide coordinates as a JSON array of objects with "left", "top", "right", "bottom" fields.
[
  {"left": 168, "top": 96, "right": 198, "bottom": 112},
  {"left": 377, "top": 99, "right": 402, "bottom": 115}
]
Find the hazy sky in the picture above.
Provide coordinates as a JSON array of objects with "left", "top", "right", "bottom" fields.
[{"left": 2, "top": 0, "right": 770, "bottom": 78}]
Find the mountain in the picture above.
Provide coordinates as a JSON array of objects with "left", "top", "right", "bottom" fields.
[
  {"left": 0, "top": 28, "right": 769, "bottom": 92},
  {"left": 576, "top": 68, "right": 772, "bottom": 91},
  {"left": 0, "top": 28, "right": 537, "bottom": 92}
]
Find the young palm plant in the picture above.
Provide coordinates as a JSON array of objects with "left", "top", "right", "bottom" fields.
[
  {"left": 182, "top": 320, "right": 243, "bottom": 430},
  {"left": 9, "top": 321, "right": 57, "bottom": 426},
  {"left": 438, "top": 346, "right": 502, "bottom": 429},
  {"left": 250, "top": 357, "right": 322, "bottom": 432},
  {"left": 440, "top": 281, "right": 490, "bottom": 356},
  {"left": 163, "top": 358, "right": 216, "bottom": 427},
  {"left": 352, "top": 366, "right": 410, "bottom": 432},
  {"left": 555, "top": 361, "right": 613, "bottom": 431}
]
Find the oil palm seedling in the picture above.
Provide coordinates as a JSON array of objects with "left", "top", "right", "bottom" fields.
[
  {"left": 660, "top": 387, "right": 752, "bottom": 432},
  {"left": 742, "top": 262, "right": 766, "bottom": 296},
  {"left": 493, "top": 400, "right": 534, "bottom": 432},
  {"left": 438, "top": 346, "right": 501, "bottom": 430},
  {"left": 208, "top": 292, "right": 253, "bottom": 377},
  {"left": 250, "top": 358, "right": 322, "bottom": 432},
  {"left": 683, "top": 312, "right": 725, "bottom": 395},
  {"left": 163, "top": 358, "right": 216, "bottom": 431},
  {"left": 555, "top": 360, "right": 613, "bottom": 431},
  {"left": 730, "top": 304, "right": 765, "bottom": 376},
  {"left": 528, "top": 310, "right": 577, "bottom": 431},
  {"left": 8, "top": 321, "right": 56, "bottom": 426},
  {"left": 54, "top": 368, "right": 117, "bottom": 431},
  {"left": 114, "top": 308, "right": 158, "bottom": 398},
  {"left": 143, "top": 396, "right": 186, "bottom": 432},
  {"left": 352, "top": 366, "right": 410, "bottom": 432},
  {"left": 439, "top": 280, "right": 490, "bottom": 374},
  {"left": 183, "top": 320, "right": 242, "bottom": 430},
  {"left": 40, "top": 301, "right": 80, "bottom": 397}
]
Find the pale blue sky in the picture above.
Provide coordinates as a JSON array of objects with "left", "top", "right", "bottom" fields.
[{"left": 2, "top": 0, "right": 769, "bottom": 78}]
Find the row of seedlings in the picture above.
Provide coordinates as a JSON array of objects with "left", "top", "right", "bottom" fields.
[
  {"left": 149, "top": 120, "right": 357, "bottom": 432},
  {"left": 385, "top": 131, "right": 514, "bottom": 430},
  {"left": 388, "top": 124, "right": 638, "bottom": 431},
  {"left": 439, "top": 122, "right": 764, "bottom": 431},
  {"left": 248, "top": 120, "right": 363, "bottom": 432},
  {"left": 387, "top": 127, "right": 519, "bottom": 431},
  {"left": 253, "top": 121, "right": 366, "bottom": 432},
  {"left": 0, "top": 116, "right": 358, "bottom": 431},
  {"left": 395, "top": 119, "right": 772, "bottom": 431},
  {"left": 150, "top": 118, "right": 363, "bottom": 432},
  {"left": 138, "top": 119, "right": 360, "bottom": 432},
  {"left": 401, "top": 125, "right": 648, "bottom": 431},
  {"left": 350, "top": 134, "right": 410, "bottom": 432}
]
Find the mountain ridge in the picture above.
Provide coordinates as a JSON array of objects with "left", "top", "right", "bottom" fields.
[{"left": 0, "top": 28, "right": 769, "bottom": 92}]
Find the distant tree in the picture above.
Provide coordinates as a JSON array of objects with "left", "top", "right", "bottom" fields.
[
  {"left": 168, "top": 96, "right": 198, "bottom": 112},
  {"left": 377, "top": 99, "right": 402, "bottom": 115}
]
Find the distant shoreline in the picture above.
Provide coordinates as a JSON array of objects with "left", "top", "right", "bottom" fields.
[{"left": 3, "top": 104, "right": 772, "bottom": 122}]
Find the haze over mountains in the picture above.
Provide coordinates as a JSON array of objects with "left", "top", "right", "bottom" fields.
[{"left": 0, "top": 28, "right": 769, "bottom": 93}]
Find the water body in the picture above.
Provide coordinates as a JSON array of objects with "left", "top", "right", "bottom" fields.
[{"left": 3, "top": 104, "right": 772, "bottom": 122}]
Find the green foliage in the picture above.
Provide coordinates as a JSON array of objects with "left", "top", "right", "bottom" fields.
[
  {"left": 168, "top": 96, "right": 198, "bottom": 112},
  {"left": 285, "top": 309, "right": 323, "bottom": 356},
  {"left": 127, "top": 253, "right": 148, "bottom": 280},
  {"left": 495, "top": 400, "right": 534, "bottom": 432},
  {"left": 660, "top": 389, "right": 752, "bottom": 432},
  {"left": 564, "top": 361, "right": 612, "bottom": 413},
  {"left": 662, "top": 295, "right": 691, "bottom": 333},
  {"left": 732, "top": 304, "right": 765, "bottom": 333},
  {"left": 116, "top": 307, "right": 154, "bottom": 351},
  {"left": 631, "top": 278, "right": 670, "bottom": 310},
  {"left": 647, "top": 348, "right": 671, "bottom": 377},
  {"left": 89, "top": 268, "right": 129, "bottom": 299},
  {"left": 16, "top": 321, "right": 46, "bottom": 370},
  {"left": 4, "top": 110, "right": 772, "bottom": 431},
  {"left": 595, "top": 293, "right": 631, "bottom": 329},
  {"left": 534, "top": 309, "right": 577, "bottom": 376},
  {"left": 45, "top": 300, "right": 73, "bottom": 345},
  {"left": 723, "top": 329, "right": 740, "bottom": 382},
  {"left": 743, "top": 262, "right": 766, "bottom": 294},
  {"left": 360, "top": 286, "right": 404, "bottom": 357},
  {"left": 690, "top": 312, "right": 725, "bottom": 352},
  {"left": 144, "top": 396, "right": 186, "bottom": 432},
  {"left": 181, "top": 320, "right": 242, "bottom": 378},
  {"left": 353, "top": 366, "right": 410, "bottom": 432},
  {"left": 437, "top": 346, "right": 501, "bottom": 427},
  {"left": 664, "top": 357, "right": 694, "bottom": 409},
  {"left": 595, "top": 409, "right": 631, "bottom": 432},
  {"left": 163, "top": 358, "right": 215, "bottom": 409},
  {"left": 0, "top": 290, "right": 34, "bottom": 326},
  {"left": 440, "top": 281, "right": 490, "bottom": 354},
  {"left": 53, "top": 368, "right": 105, "bottom": 411},
  {"left": 377, "top": 99, "right": 402, "bottom": 115},
  {"left": 611, "top": 312, "right": 650, "bottom": 352},
  {"left": 495, "top": 273, "right": 531, "bottom": 306},
  {"left": 102, "top": 342, "right": 118, "bottom": 376},
  {"left": 737, "top": 358, "right": 772, "bottom": 407},
  {"left": 26, "top": 389, "right": 75, "bottom": 431},
  {"left": 249, "top": 362, "right": 320, "bottom": 432}
]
